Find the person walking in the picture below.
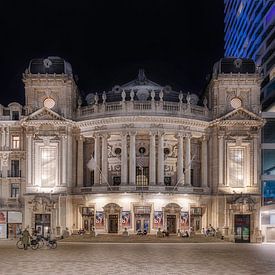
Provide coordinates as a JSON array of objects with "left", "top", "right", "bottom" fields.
[{"left": 22, "top": 227, "right": 31, "bottom": 250}]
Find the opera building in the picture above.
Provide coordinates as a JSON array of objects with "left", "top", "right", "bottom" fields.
[{"left": 0, "top": 57, "right": 264, "bottom": 242}]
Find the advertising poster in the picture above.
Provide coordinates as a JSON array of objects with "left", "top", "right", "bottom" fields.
[
  {"left": 8, "top": 212, "right": 22, "bottom": 223},
  {"left": 0, "top": 224, "right": 7, "bottom": 239},
  {"left": 121, "top": 211, "right": 131, "bottom": 228},
  {"left": 263, "top": 181, "right": 275, "bottom": 205},
  {"left": 180, "top": 212, "right": 189, "bottom": 230},
  {"left": 0, "top": 211, "right": 7, "bottom": 224},
  {"left": 153, "top": 211, "right": 163, "bottom": 229},
  {"left": 95, "top": 211, "right": 104, "bottom": 229}
]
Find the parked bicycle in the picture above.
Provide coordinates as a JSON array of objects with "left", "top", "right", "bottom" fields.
[{"left": 16, "top": 237, "right": 39, "bottom": 250}]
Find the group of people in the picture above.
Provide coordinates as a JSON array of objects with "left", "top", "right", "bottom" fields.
[{"left": 201, "top": 224, "right": 216, "bottom": 237}]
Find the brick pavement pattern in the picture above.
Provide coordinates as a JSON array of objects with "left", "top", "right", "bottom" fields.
[{"left": 0, "top": 241, "right": 275, "bottom": 275}]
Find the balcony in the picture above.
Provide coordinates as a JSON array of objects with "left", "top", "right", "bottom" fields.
[
  {"left": 7, "top": 170, "right": 21, "bottom": 178},
  {"left": 78, "top": 100, "right": 209, "bottom": 121},
  {"left": 78, "top": 184, "right": 209, "bottom": 194}
]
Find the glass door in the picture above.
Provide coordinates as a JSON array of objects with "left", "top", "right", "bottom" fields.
[{"left": 234, "top": 214, "right": 250, "bottom": 243}]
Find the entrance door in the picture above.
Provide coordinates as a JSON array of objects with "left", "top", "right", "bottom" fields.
[
  {"left": 167, "top": 215, "right": 177, "bottom": 234},
  {"left": 108, "top": 215, "right": 118, "bottom": 233},
  {"left": 135, "top": 214, "right": 150, "bottom": 233},
  {"left": 35, "top": 214, "right": 51, "bottom": 237},
  {"left": 235, "top": 214, "right": 250, "bottom": 243}
]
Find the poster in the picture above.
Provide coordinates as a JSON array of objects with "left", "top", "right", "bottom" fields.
[
  {"left": 95, "top": 211, "right": 104, "bottom": 229},
  {"left": 0, "top": 224, "right": 7, "bottom": 239},
  {"left": 0, "top": 211, "right": 7, "bottom": 224},
  {"left": 153, "top": 211, "right": 163, "bottom": 229},
  {"left": 180, "top": 212, "right": 189, "bottom": 230},
  {"left": 8, "top": 212, "right": 22, "bottom": 223},
  {"left": 121, "top": 211, "right": 131, "bottom": 228}
]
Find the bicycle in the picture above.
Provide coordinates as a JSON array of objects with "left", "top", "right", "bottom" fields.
[
  {"left": 44, "top": 237, "right": 57, "bottom": 249},
  {"left": 16, "top": 238, "right": 39, "bottom": 250}
]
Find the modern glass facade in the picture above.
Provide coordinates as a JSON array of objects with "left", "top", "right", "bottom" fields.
[{"left": 224, "top": 0, "right": 275, "bottom": 109}]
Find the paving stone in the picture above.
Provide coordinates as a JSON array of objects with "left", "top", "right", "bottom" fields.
[{"left": 0, "top": 241, "right": 275, "bottom": 274}]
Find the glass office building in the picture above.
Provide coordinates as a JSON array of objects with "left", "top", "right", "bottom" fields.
[{"left": 224, "top": 0, "right": 275, "bottom": 108}]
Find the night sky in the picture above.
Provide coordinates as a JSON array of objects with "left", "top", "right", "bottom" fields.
[{"left": 0, "top": 0, "right": 224, "bottom": 106}]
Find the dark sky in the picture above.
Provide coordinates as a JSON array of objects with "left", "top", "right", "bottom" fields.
[{"left": 0, "top": 0, "right": 224, "bottom": 106}]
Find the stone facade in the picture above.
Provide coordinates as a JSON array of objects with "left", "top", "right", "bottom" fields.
[{"left": 0, "top": 57, "right": 264, "bottom": 242}]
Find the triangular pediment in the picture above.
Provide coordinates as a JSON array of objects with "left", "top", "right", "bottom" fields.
[
  {"left": 210, "top": 107, "right": 264, "bottom": 126},
  {"left": 21, "top": 107, "right": 68, "bottom": 122}
]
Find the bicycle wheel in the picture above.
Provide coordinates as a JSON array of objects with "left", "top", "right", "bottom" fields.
[
  {"left": 50, "top": 242, "right": 57, "bottom": 249},
  {"left": 38, "top": 239, "right": 45, "bottom": 248},
  {"left": 31, "top": 242, "right": 39, "bottom": 250},
  {"left": 16, "top": 240, "right": 24, "bottom": 249}
]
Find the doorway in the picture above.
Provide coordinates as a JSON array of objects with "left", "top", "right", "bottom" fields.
[
  {"left": 108, "top": 214, "right": 118, "bottom": 233},
  {"left": 167, "top": 215, "right": 177, "bottom": 233},
  {"left": 234, "top": 214, "right": 250, "bottom": 243},
  {"left": 135, "top": 214, "right": 150, "bottom": 232},
  {"left": 35, "top": 214, "right": 51, "bottom": 237}
]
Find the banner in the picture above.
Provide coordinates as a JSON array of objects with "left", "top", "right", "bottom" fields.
[
  {"left": 0, "top": 211, "right": 7, "bottom": 224},
  {"left": 8, "top": 212, "right": 22, "bottom": 223},
  {"left": 95, "top": 211, "right": 104, "bottom": 229},
  {"left": 153, "top": 211, "right": 163, "bottom": 229},
  {"left": 121, "top": 211, "right": 131, "bottom": 228},
  {"left": 180, "top": 212, "right": 189, "bottom": 230}
]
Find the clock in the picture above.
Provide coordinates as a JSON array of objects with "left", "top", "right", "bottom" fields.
[
  {"left": 43, "top": 97, "right": 55, "bottom": 109},
  {"left": 230, "top": 97, "right": 242, "bottom": 109}
]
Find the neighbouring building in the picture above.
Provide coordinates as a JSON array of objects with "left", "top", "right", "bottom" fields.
[
  {"left": 0, "top": 56, "right": 264, "bottom": 242},
  {"left": 224, "top": 0, "right": 275, "bottom": 108}
]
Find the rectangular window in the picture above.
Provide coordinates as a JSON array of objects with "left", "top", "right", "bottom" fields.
[
  {"left": 10, "top": 160, "right": 20, "bottom": 177},
  {"left": 228, "top": 147, "right": 244, "bottom": 187},
  {"left": 12, "top": 111, "right": 19, "bottom": 120},
  {"left": 41, "top": 147, "right": 57, "bottom": 187},
  {"left": 11, "top": 183, "right": 20, "bottom": 198},
  {"left": 12, "top": 136, "right": 20, "bottom": 149},
  {"left": 136, "top": 167, "right": 149, "bottom": 186}
]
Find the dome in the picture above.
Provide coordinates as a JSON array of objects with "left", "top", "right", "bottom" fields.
[
  {"left": 213, "top": 58, "right": 256, "bottom": 75},
  {"left": 27, "top": 56, "right": 73, "bottom": 75}
]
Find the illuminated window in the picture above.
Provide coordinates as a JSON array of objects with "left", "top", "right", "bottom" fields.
[
  {"left": 41, "top": 147, "right": 57, "bottom": 187},
  {"left": 228, "top": 147, "right": 244, "bottom": 187},
  {"left": 11, "top": 183, "right": 20, "bottom": 198},
  {"left": 12, "top": 136, "right": 20, "bottom": 149}
]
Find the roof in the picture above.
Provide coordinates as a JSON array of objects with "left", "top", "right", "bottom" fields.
[{"left": 27, "top": 56, "right": 73, "bottom": 75}]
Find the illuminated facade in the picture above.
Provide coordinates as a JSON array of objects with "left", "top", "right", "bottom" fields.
[
  {"left": 224, "top": 0, "right": 275, "bottom": 108},
  {"left": 0, "top": 56, "right": 264, "bottom": 242}
]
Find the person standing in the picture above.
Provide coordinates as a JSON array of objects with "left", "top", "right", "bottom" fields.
[{"left": 22, "top": 227, "right": 30, "bottom": 250}]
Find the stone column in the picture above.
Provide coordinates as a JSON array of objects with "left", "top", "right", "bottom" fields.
[
  {"left": 1, "top": 127, "right": 5, "bottom": 149},
  {"left": 157, "top": 132, "right": 164, "bottom": 185},
  {"left": 77, "top": 136, "right": 83, "bottom": 187},
  {"left": 201, "top": 135, "right": 208, "bottom": 187},
  {"left": 101, "top": 134, "right": 108, "bottom": 185},
  {"left": 129, "top": 132, "right": 136, "bottom": 185},
  {"left": 26, "top": 134, "right": 32, "bottom": 186},
  {"left": 121, "top": 132, "right": 128, "bottom": 185},
  {"left": 253, "top": 134, "right": 258, "bottom": 186},
  {"left": 61, "top": 135, "right": 67, "bottom": 186},
  {"left": 184, "top": 133, "right": 191, "bottom": 186},
  {"left": 218, "top": 134, "right": 224, "bottom": 186},
  {"left": 149, "top": 132, "right": 156, "bottom": 185},
  {"left": 6, "top": 127, "right": 9, "bottom": 148},
  {"left": 67, "top": 133, "right": 73, "bottom": 187},
  {"left": 94, "top": 134, "right": 101, "bottom": 185},
  {"left": 177, "top": 133, "right": 184, "bottom": 185}
]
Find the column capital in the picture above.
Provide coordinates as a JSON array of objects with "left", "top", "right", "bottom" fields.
[
  {"left": 129, "top": 131, "right": 137, "bottom": 137},
  {"left": 184, "top": 132, "right": 192, "bottom": 139},
  {"left": 120, "top": 131, "right": 128, "bottom": 138},
  {"left": 157, "top": 131, "right": 165, "bottom": 137},
  {"left": 176, "top": 132, "right": 184, "bottom": 139},
  {"left": 201, "top": 134, "right": 209, "bottom": 142},
  {"left": 149, "top": 131, "right": 157, "bottom": 137}
]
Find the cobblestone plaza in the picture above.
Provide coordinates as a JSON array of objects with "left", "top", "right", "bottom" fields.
[{"left": 0, "top": 241, "right": 275, "bottom": 274}]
